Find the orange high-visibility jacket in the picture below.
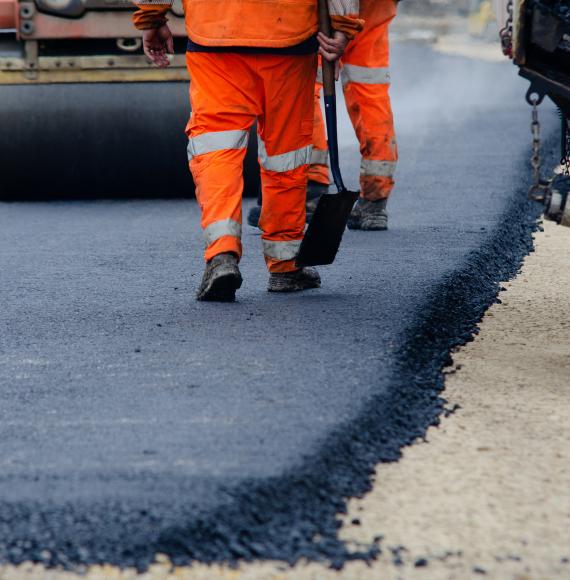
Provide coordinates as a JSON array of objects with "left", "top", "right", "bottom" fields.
[{"left": 133, "top": 0, "right": 363, "bottom": 46}]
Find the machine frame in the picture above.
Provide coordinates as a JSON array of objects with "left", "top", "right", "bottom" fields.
[{"left": 0, "top": 0, "right": 187, "bottom": 84}]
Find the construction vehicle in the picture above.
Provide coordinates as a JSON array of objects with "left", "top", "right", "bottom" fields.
[
  {"left": 495, "top": 0, "right": 570, "bottom": 226},
  {"left": 0, "top": 0, "right": 259, "bottom": 198}
]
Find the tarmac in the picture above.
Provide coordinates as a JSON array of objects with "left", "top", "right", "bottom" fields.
[{"left": 0, "top": 42, "right": 560, "bottom": 570}]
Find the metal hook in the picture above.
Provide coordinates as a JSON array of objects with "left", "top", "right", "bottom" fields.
[{"left": 526, "top": 86, "right": 545, "bottom": 107}]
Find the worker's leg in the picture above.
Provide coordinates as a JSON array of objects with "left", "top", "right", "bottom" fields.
[
  {"left": 256, "top": 53, "right": 320, "bottom": 289},
  {"left": 185, "top": 52, "right": 259, "bottom": 300},
  {"left": 186, "top": 52, "right": 258, "bottom": 262},
  {"left": 247, "top": 71, "right": 327, "bottom": 230},
  {"left": 343, "top": 0, "right": 398, "bottom": 229}
]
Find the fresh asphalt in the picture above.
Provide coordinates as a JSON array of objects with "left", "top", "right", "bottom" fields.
[{"left": 0, "top": 44, "right": 557, "bottom": 568}]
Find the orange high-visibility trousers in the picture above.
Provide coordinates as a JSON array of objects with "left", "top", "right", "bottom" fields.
[
  {"left": 186, "top": 52, "right": 317, "bottom": 273},
  {"left": 308, "top": 0, "right": 398, "bottom": 201}
]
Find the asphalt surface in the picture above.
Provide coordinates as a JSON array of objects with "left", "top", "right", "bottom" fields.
[{"left": 0, "top": 44, "right": 557, "bottom": 569}]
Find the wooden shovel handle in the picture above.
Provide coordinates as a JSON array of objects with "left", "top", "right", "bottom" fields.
[{"left": 318, "top": 0, "right": 336, "bottom": 98}]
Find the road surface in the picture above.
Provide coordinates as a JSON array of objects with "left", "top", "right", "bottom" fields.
[{"left": 0, "top": 43, "right": 557, "bottom": 569}]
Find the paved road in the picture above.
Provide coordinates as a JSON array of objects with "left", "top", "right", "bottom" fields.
[{"left": 0, "top": 44, "right": 556, "bottom": 568}]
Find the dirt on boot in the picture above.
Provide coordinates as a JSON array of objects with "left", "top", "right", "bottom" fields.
[
  {"left": 196, "top": 253, "right": 242, "bottom": 302},
  {"left": 267, "top": 267, "right": 321, "bottom": 292},
  {"left": 347, "top": 198, "right": 388, "bottom": 231}
]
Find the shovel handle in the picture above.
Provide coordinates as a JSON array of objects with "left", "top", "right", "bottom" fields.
[
  {"left": 318, "top": 0, "right": 336, "bottom": 98},
  {"left": 318, "top": 0, "right": 345, "bottom": 192}
]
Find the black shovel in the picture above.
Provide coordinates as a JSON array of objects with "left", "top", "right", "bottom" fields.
[{"left": 295, "top": 0, "right": 359, "bottom": 267}]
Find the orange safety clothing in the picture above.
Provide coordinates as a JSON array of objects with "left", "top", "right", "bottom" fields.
[
  {"left": 132, "top": 1, "right": 364, "bottom": 271},
  {"left": 133, "top": 0, "right": 364, "bottom": 44},
  {"left": 186, "top": 51, "right": 317, "bottom": 273},
  {"left": 308, "top": 0, "right": 398, "bottom": 201}
]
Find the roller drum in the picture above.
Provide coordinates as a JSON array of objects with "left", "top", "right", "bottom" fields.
[{"left": 0, "top": 82, "right": 261, "bottom": 199}]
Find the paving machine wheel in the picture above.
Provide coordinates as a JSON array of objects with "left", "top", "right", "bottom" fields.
[
  {"left": 544, "top": 174, "right": 570, "bottom": 224},
  {"left": 561, "top": 201, "right": 570, "bottom": 227},
  {"left": 0, "top": 0, "right": 260, "bottom": 199},
  {"left": 498, "top": 0, "right": 570, "bottom": 226},
  {"left": 547, "top": 187, "right": 564, "bottom": 216}
]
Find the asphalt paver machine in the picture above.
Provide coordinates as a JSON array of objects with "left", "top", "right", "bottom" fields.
[
  {"left": 0, "top": 0, "right": 260, "bottom": 198},
  {"left": 498, "top": 0, "right": 570, "bottom": 226}
]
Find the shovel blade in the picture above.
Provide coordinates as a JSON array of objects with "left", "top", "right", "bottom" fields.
[{"left": 295, "top": 189, "right": 359, "bottom": 267}]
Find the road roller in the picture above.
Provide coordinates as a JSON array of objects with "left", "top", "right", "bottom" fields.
[
  {"left": 0, "top": 0, "right": 259, "bottom": 198},
  {"left": 496, "top": 0, "right": 570, "bottom": 226}
]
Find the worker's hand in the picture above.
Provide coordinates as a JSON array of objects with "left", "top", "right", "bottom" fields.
[
  {"left": 317, "top": 31, "right": 349, "bottom": 80},
  {"left": 143, "top": 25, "right": 174, "bottom": 68}
]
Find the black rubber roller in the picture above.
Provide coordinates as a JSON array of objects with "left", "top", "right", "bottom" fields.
[{"left": 0, "top": 82, "right": 261, "bottom": 199}]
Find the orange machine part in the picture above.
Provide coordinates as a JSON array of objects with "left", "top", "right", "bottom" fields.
[
  {"left": 18, "top": 11, "right": 186, "bottom": 40},
  {"left": 0, "top": 0, "right": 16, "bottom": 29}
]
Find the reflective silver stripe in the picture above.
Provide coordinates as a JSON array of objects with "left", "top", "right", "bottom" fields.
[
  {"left": 311, "top": 148, "right": 329, "bottom": 166},
  {"left": 262, "top": 239, "right": 302, "bottom": 261},
  {"left": 203, "top": 218, "right": 242, "bottom": 246},
  {"left": 187, "top": 130, "right": 249, "bottom": 161},
  {"left": 341, "top": 64, "right": 391, "bottom": 86},
  {"left": 257, "top": 138, "right": 312, "bottom": 173},
  {"left": 316, "top": 66, "right": 323, "bottom": 85},
  {"left": 136, "top": 0, "right": 172, "bottom": 4},
  {"left": 360, "top": 159, "right": 397, "bottom": 178}
]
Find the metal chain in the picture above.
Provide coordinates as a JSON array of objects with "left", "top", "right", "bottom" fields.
[
  {"left": 500, "top": 0, "right": 514, "bottom": 58},
  {"left": 528, "top": 94, "right": 550, "bottom": 201}
]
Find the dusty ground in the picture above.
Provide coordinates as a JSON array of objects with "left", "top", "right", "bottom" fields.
[
  {"left": 434, "top": 33, "right": 506, "bottom": 62},
  {"left": 2, "top": 220, "right": 568, "bottom": 580},
  {"left": 392, "top": 9, "right": 505, "bottom": 63}
]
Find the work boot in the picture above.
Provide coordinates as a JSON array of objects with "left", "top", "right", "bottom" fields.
[
  {"left": 196, "top": 253, "right": 242, "bottom": 302},
  {"left": 267, "top": 267, "right": 321, "bottom": 293},
  {"left": 246, "top": 181, "right": 329, "bottom": 228},
  {"left": 347, "top": 198, "right": 388, "bottom": 231},
  {"left": 246, "top": 204, "right": 261, "bottom": 228}
]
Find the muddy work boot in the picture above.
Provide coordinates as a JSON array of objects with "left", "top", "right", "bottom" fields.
[
  {"left": 196, "top": 253, "right": 242, "bottom": 302},
  {"left": 267, "top": 267, "right": 321, "bottom": 293},
  {"left": 347, "top": 198, "right": 388, "bottom": 231},
  {"left": 246, "top": 204, "right": 261, "bottom": 228}
]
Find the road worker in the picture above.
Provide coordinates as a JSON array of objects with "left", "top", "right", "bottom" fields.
[
  {"left": 248, "top": 0, "right": 398, "bottom": 231},
  {"left": 132, "top": 0, "right": 363, "bottom": 302}
]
